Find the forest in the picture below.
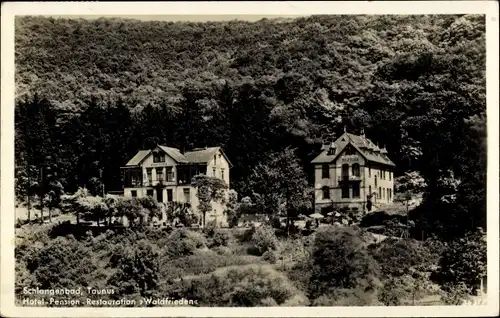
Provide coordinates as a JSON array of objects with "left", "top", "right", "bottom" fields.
[{"left": 13, "top": 14, "right": 487, "bottom": 306}]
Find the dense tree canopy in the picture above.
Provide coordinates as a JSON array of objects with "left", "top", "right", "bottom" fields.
[{"left": 15, "top": 14, "right": 486, "bottom": 239}]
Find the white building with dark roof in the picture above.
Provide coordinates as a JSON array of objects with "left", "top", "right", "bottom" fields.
[
  {"left": 121, "top": 145, "right": 232, "bottom": 227},
  {"left": 311, "top": 130, "right": 395, "bottom": 214}
]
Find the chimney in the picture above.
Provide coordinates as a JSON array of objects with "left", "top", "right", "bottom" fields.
[{"left": 360, "top": 128, "right": 365, "bottom": 138}]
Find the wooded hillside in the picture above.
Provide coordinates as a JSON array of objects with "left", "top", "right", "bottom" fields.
[{"left": 14, "top": 15, "right": 486, "bottom": 239}]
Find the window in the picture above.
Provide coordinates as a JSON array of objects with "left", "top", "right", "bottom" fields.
[
  {"left": 183, "top": 188, "right": 190, "bottom": 203},
  {"left": 167, "top": 189, "right": 173, "bottom": 202},
  {"left": 213, "top": 167, "right": 217, "bottom": 177},
  {"left": 383, "top": 170, "right": 386, "bottom": 180},
  {"left": 345, "top": 145, "right": 356, "bottom": 155},
  {"left": 342, "top": 164, "right": 349, "bottom": 179},
  {"left": 375, "top": 175, "right": 378, "bottom": 186},
  {"left": 368, "top": 166, "right": 371, "bottom": 177},
  {"left": 166, "top": 166, "right": 174, "bottom": 182},
  {"left": 369, "top": 185, "right": 372, "bottom": 197},
  {"left": 214, "top": 155, "right": 217, "bottom": 165},
  {"left": 378, "top": 187, "right": 381, "bottom": 199},
  {"left": 131, "top": 190, "right": 137, "bottom": 198},
  {"left": 387, "top": 188, "right": 390, "bottom": 201},
  {"left": 352, "top": 163, "right": 360, "bottom": 177},
  {"left": 146, "top": 168, "right": 152, "bottom": 183},
  {"left": 146, "top": 189, "right": 154, "bottom": 197},
  {"left": 322, "top": 164, "right": 330, "bottom": 179},
  {"left": 221, "top": 168, "right": 225, "bottom": 181},
  {"left": 389, "top": 171, "right": 392, "bottom": 181},
  {"left": 153, "top": 152, "right": 165, "bottom": 163},
  {"left": 353, "top": 183, "right": 360, "bottom": 198},
  {"left": 342, "top": 185, "right": 350, "bottom": 198},
  {"left": 322, "top": 186, "right": 330, "bottom": 200},
  {"left": 156, "top": 167, "right": 164, "bottom": 181},
  {"left": 382, "top": 188, "right": 385, "bottom": 199}
]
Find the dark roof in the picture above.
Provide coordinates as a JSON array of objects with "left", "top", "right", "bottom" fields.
[{"left": 311, "top": 132, "right": 395, "bottom": 166}]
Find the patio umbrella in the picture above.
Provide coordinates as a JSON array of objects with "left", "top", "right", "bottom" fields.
[
  {"left": 327, "top": 212, "right": 334, "bottom": 216},
  {"left": 297, "top": 214, "right": 309, "bottom": 219},
  {"left": 309, "top": 213, "right": 324, "bottom": 219}
]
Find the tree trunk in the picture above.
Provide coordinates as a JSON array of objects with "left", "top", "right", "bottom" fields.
[
  {"left": 48, "top": 206, "right": 52, "bottom": 223},
  {"left": 39, "top": 195, "right": 44, "bottom": 223},
  {"left": 27, "top": 194, "right": 31, "bottom": 222},
  {"left": 96, "top": 217, "right": 100, "bottom": 227}
]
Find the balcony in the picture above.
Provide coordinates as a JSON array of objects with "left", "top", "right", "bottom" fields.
[{"left": 338, "top": 175, "right": 362, "bottom": 185}]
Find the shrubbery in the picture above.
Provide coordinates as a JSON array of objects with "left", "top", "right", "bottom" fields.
[
  {"left": 251, "top": 225, "right": 278, "bottom": 256},
  {"left": 165, "top": 229, "right": 208, "bottom": 258},
  {"left": 307, "top": 226, "right": 382, "bottom": 301},
  {"left": 180, "top": 264, "right": 309, "bottom": 306}
]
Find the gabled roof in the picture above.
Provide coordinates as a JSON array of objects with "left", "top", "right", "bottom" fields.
[
  {"left": 125, "top": 150, "right": 151, "bottom": 166},
  {"left": 311, "top": 132, "right": 395, "bottom": 167},
  {"left": 124, "top": 145, "right": 233, "bottom": 167},
  {"left": 157, "top": 145, "right": 188, "bottom": 163},
  {"left": 184, "top": 147, "right": 233, "bottom": 168}
]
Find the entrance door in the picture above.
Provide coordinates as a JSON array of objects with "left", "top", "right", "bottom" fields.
[{"left": 156, "top": 189, "right": 163, "bottom": 203}]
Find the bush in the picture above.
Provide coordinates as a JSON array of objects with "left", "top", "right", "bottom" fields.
[
  {"left": 208, "top": 230, "right": 232, "bottom": 248},
  {"left": 371, "top": 238, "right": 439, "bottom": 277},
  {"left": 307, "top": 226, "right": 382, "bottom": 300},
  {"left": 161, "top": 251, "right": 265, "bottom": 281},
  {"left": 432, "top": 230, "right": 486, "bottom": 292},
  {"left": 251, "top": 225, "right": 278, "bottom": 256},
  {"left": 261, "top": 250, "right": 277, "bottom": 264},
  {"left": 181, "top": 264, "right": 308, "bottom": 306},
  {"left": 107, "top": 239, "right": 160, "bottom": 297},
  {"left": 165, "top": 229, "right": 207, "bottom": 258},
  {"left": 29, "top": 236, "right": 97, "bottom": 289}
]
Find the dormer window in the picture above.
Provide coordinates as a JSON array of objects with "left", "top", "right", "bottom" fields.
[{"left": 153, "top": 152, "right": 165, "bottom": 163}]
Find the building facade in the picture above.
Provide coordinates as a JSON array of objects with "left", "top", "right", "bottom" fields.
[
  {"left": 121, "top": 145, "right": 232, "bottom": 227},
  {"left": 311, "top": 130, "right": 395, "bottom": 214}
]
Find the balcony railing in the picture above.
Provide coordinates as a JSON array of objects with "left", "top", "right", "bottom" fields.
[{"left": 338, "top": 175, "right": 362, "bottom": 185}]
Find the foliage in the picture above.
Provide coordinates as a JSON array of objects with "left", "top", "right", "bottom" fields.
[
  {"left": 107, "top": 239, "right": 160, "bottom": 297},
  {"left": 433, "top": 229, "right": 486, "bottom": 292},
  {"left": 181, "top": 264, "right": 309, "bottom": 306},
  {"left": 251, "top": 224, "right": 279, "bottom": 255},
  {"left": 166, "top": 202, "right": 198, "bottom": 227},
  {"left": 261, "top": 250, "right": 278, "bottom": 264},
  {"left": 15, "top": 15, "right": 486, "bottom": 240},
  {"left": 161, "top": 251, "right": 265, "bottom": 281},
  {"left": 247, "top": 148, "right": 311, "bottom": 216},
  {"left": 307, "top": 226, "right": 381, "bottom": 300},
  {"left": 224, "top": 189, "right": 240, "bottom": 227},
  {"left": 28, "top": 235, "right": 97, "bottom": 289},
  {"left": 440, "top": 282, "right": 471, "bottom": 305},
  {"left": 164, "top": 229, "right": 208, "bottom": 258},
  {"left": 206, "top": 229, "right": 232, "bottom": 248},
  {"left": 191, "top": 175, "right": 228, "bottom": 227}
]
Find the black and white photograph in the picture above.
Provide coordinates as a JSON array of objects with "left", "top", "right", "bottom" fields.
[{"left": 1, "top": 1, "right": 498, "bottom": 317}]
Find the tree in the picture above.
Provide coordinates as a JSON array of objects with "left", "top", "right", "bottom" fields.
[
  {"left": 191, "top": 175, "right": 228, "bottom": 228},
  {"left": 77, "top": 195, "right": 108, "bottom": 227},
  {"left": 246, "top": 147, "right": 312, "bottom": 234},
  {"left": 433, "top": 229, "right": 486, "bottom": 293}
]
